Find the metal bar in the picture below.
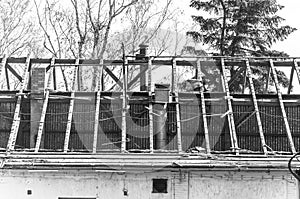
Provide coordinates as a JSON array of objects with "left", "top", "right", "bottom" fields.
[
  {"left": 220, "top": 58, "right": 239, "bottom": 154},
  {"left": 63, "top": 59, "right": 79, "bottom": 153},
  {"left": 269, "top": 59, "right": 296, "bottom": 154},
  {"left": 288, "top": 64, "right": 295, "bottom": 94},
  {"left": 197, "top": 59, "right": 211, "bottom": 154},
  {"left": 173, "top": 59, "right": 182, "bottom": 152},
  {"left": 6, "top": 56, "right": 31, "bottom": 152},
  {"left": 121, "top": 56, "right": 128, "bottom": 152},
  {"left": 34, "top": 58, "right": 54, "bottom": 152},
  {"left": 92, "top": 59, "right": 103, "bottom": 153},
  {"left": 245, "top": 59, "right": 267, "bottom": 154},
  {"left": 148, "top": 57, "right": 154, "bottom": 153}
]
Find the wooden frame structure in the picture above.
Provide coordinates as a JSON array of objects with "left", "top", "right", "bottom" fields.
[{"left": 1, "top": 56, "right": 300, "bottom": 155}]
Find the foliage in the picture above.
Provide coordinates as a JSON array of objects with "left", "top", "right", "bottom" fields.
[{"left": 187, "top": 0, "right": 296, "bottom": 93}]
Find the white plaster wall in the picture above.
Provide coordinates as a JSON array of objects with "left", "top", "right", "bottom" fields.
[{"left": 0, "top": 170, "right": 297, "bottom": 199}]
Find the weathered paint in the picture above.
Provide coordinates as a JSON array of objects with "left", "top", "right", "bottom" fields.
[{"left": 0, "top": 170, "right": 297, "bottom": 199}]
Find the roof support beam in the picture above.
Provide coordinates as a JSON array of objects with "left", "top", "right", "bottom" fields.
[{"left": 269, "top": 59, "right": 296, "bottom": 154}]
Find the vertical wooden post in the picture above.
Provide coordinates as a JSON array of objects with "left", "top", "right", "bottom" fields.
[
  {"left": 63, "top": 59, "right": 79, "bottom": 153},
  {"left": 269, "top": 59, "right": 296, "bottom": 154},
  {"left": 245, "top": 59, "right": 267, "bottom": 154},
  {"left": 6, "top": 56, "right": 31, "bottom": 153},
  {"left": 220, "top": 58, "right": 239, "bottom": 154},
  {"left": 34, "top": 58, "right": 55, "bottom": 152},
  {"left": 197, "top": 59, "right": 211, "bottom": 154},
  {"left": 121, "top": 56, "right": 128, "bottom": 152},
  {"left": 173, "top": 59, "right": 182, "bottom": 152},
  {"left": 92, "top": 59, "right": 103, "bottom": 153},
  {"left": 148, "top": 57, "right": 154, "bottom": 153}
]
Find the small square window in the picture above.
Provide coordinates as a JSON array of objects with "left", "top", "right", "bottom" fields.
[{"left": 152, "top": 179, "right": 168, "bottom": 193}]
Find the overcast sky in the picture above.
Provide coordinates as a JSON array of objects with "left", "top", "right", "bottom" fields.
[{"left": 175, "top": 0, "right": 300, "bottom": 56}]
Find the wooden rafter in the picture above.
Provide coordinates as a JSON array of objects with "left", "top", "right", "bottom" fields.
[
  {"left": 34, "top": 58, "right": 54, "bottom": 152},
  {"left": 288, "top": 63, "right": 295, "bottom": 94},
  {"left": 92, "top": 59, "right": 103, "bottom": 153},
  {"left": 63, "top": 59, "right": 79, "bottom": 153},
  {"left": 173, "top": 59, "right": 182, "bottom": 152},
  {"left": 6, "top": 56, "right": 31, "bottom": 152},
  {"left": 127, "top": 65, "right": 148, "bottom": 89},
  {"left": 228, "top": 66, "right": 245, "bottom": 87},
  {"left": 197, "top": 59, "right": 211, "bottom": 154},
  {"left": 220, "top": 58, "right": 239, "bottom": 154},
  {"left": 103, "top": 65, "right": 123, "bottom": 88},
  {"left": 269, "top": 59, "right": 296, "bottom": 154},
  {"left": 0, "top": 57, "right": 6, "bottom": 86},
  {"left": 148, "top": 58, "right": 154, "bottom": 153},
  {"left": 294, "top": 59, "right": 300, "bottom": 86},
  {"left": 121, "top": 56, "right": 128, "bottom": 152},
  {"left": 245, "top": 60, "right": 267, "bottom": 154},
  {"left": 6, "top": 64, "right": 22, "bottom": 82}
]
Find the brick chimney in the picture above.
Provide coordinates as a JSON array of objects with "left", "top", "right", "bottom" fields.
[{"left": 30, "top": 67, "right": 46, "bottom": 148}]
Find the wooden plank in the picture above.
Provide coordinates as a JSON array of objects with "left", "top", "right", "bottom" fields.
[
  {"left": 128, "top": 65, "right": 148, "bottom": 89},
  {"left": 63, "top": 59, "right": 79, "bottom": 153},
  {"left": 245, "top": 59, "right": 267, "bottom": 154},
  {"left": 269, "top": 59, "right": 296, "bottom": 154},
  {"left": 197, "top": 59, "right": 211, "bottom": 154},
  {"left": 92, "top": 59, "right": 103, "bottom": 153},
  {"left": 173, "top": 59, "right": 182, "bottom": 153},
  {"left": 6, "top": 64, "right": 22, "bottom": 82},
  {"left": 264, "top": 66, "right": 271, "bottom": 94},
  {"left": 34, "top": 58, "right": 55, "bottom": 152},
  {"left": 220, "top": 58, "right": 239, "bottom": 154},
  {"left": 242, "top": 67, "right": 247, "bottom": 94},
  {"left": 294, "top": 59, "right": 300, "bottom": 87},
  {"left": 6, "top": 56, "right": 30, "bottom": 152},
  {"left": 5, "top": 64, "right": 10, "bottom": 90},
  {"left": 228, "top": 66, "right": 245, "bottom": 87},
  {"left": 121, "top": 56, "right": 128, "bottom": 152},
  {"left": 148, "top": 58, "right": 154, "bottom": 153},
  {"left": 103, "top": 65, "right": 123, "bottom": 88},
  {"left": 0, "top": 57, "right": 7, "bottom": 85},
  {"left": 288, "top": 64, "right": 295, "bottom": 94}
]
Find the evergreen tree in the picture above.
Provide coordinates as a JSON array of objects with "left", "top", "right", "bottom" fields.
[{"left": 187, "top": 0, "right": 296, "bottom": 92}]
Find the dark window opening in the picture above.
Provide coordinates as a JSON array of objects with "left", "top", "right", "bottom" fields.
[{"left": 152, "top": 179, "right": 168, "bottom": 193}]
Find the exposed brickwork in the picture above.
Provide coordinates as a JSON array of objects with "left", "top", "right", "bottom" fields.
[{"left": 31, "top": 67, "right": 46, "bottom": 92}]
